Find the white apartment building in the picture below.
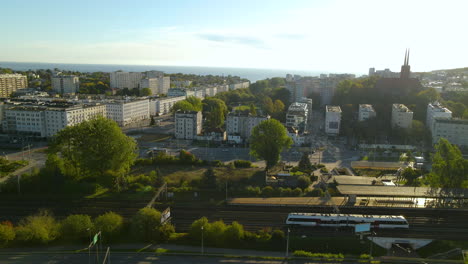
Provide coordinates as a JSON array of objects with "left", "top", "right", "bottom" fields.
[
  {"left": 106, "top": 99, "right": 149, "bottom": 126},
  {"left": 432, "top": 118, "right": 468, "bottom": 147},
  {"left": 158, "top": 77, "right": 170, "bottom": 94},
  {"left": 325, "top": 105, "right": 342, "bottom": 135},
  {"left": 225, "top": 112, "right": 269, "bottom": 143},
  {"left": 174, "top": 111, "right": 202, "bottom": 139},
  {"left": 285, "top": 102, "right": 309, "bottom": 129},
  {"left": 391, "top": 104, "right": 413, "bottom": 129},
  {"left": 358, "top": 104, "right": 376, "bottom": 121},
  {"left": 229, "top": 81, "right": 250, "bottom": 90},
  {"left": 150, "top": 96, "right": 186, "bottom": 115},
  {"left": 205, "top": 86, "right": 218, "bottom": 97},
  {"left": 52, "top": 75, "right": 79, "bottom": 94},
  {"left": 0, "top": 74, "right": 28, "bottom": 97},
  {"left": 3, "top": 103, "right": 106, "bottom": 137},
  {"left": 426, "top": 102, "right": 452, "bottom": 134},
  {"left": 110, "top": 71, "right": 143, "bottom": 89}
]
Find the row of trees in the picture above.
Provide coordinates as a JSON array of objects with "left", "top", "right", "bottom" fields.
[
  {"left": 171, "top": 96, "right": 228, "bottom": 130},
  {"left": 0, "top": 208, "right": 174, "bottom": 247}
]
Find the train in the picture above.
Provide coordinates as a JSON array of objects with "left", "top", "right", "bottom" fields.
[{"left": 286, "top": 213, "right": 409, "bottom": 229}]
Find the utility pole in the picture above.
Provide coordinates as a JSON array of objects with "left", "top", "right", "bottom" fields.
[
  {"left": 201, "top": 226, "right": 204, "bottom": 255},
  {"left": 286, "top": 228, "right": 290, "bottom": 257}
]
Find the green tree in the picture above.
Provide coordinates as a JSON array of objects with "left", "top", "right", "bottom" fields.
[
  {"left": 298, "top": 152, "right": 313, "bottom": 172},
  {"left": 156, "top": 223, "right": 175, "bottom": 242},
  {"left": 186, "top": 96, "right": 203, "bottom": 111},
  {"left": 202, "top": 97, "right": 228, "bottom": 129},
  {"left": 131, "top": 208, "right": 161, "bottom": 242},
  {"left": 249, "top": 103, "right": 257, "bottom": 116},
  {"left": 401, "top": 168, "right": 419, "bottom": 186},
  {"left": 250, "top": 119, "right": 293, "bottom": 169},
  {"left": 60, "top": 214, "right": 93, "bottom": 241},
  {"left": 140, "top": 88, "right": 152, "bottom": 96},
  {"left": 190, "top": 217, "right": 210, "bottom": 240},
  {"left": 273, "top": 99, "right": 285, "bottom": 113},
  {"left": 202, "top": 167, "right": 217, "bottom": 188},
  {"left": 94, "top": 212, "right": 123, "bottom": 240},
  {"left": 206, "top": 220, "right": 227, "bottom": 244},
  {"left": 223, "top": 221, "right": 244, "bottom": 246},
  {"left": 150, "top": 116, "right": 156, "bottom": 126},
  {"left": 428, "top": 138, "right": 468, "bottom": 188},
  {"left": 0, "top": 222, "right": 15, "bottom": 246},
  {"left": 49, "top": 117, "right": 137, "bottom": 185},
  {"left": 171, "top": 100, "right": 198, "bottom": 112}
]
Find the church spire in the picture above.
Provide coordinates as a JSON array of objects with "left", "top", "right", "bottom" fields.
[
  {"left": 404, "top": 49, "right": 407, "bottom": 65},
  {"left": 406, "top": 49, "right": 410, "bottom": 65}
]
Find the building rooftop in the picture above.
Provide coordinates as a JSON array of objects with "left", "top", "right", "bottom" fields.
[
  {"left": 288, "top": 102, "right": 308, "bottom": 111},
  {"left": 326, "top": 105, "right": 341, "bottom": 112},
  {"left": 434, "top": 118, "right": 468, "bottom": 125},
  {"left": 0, "top": 73, "right": 26, "bottom": 78},
  {"left": 392, "top": 104, "right": 412, "bottom": 113},
  {"left": 428, "top": 101, "right": 452, "bottom": 113},
  {"left": 359, "top": 104, "right": 375, "bottom": 112},
  {"left": 337, "top": 185, "right": 468, "bottom": 198}
]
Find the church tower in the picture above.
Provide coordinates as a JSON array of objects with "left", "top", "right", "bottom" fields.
[{"left": 400, "top": 49, "right": 411, "bottom": 79}]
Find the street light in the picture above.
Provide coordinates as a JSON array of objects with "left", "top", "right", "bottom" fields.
[
  {"left": 86, "top": 228, "right": 91, "bottom": 264},
  {"left": 286, "top": 228, "right": 290, "bottom": 257},
  {"left": 201, "top": 226, "right": 204, "bottom": 255}
]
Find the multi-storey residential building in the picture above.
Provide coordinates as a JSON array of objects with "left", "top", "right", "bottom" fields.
[
  {"left": 106, "top": 99, "right": 149, "bottom": 126},
  {"left": 204, "top": 86, "right": 218, "bottom": 97},
  {"left": 167, "top": 88, "right": 188, "bottom": 97},
  {"left": 0, "top": 74, "right": 28, "bottom": 97},
  {"left": 139, "top": 78, "right": 159, "bottom": 95},
  {"left": 52, "top": 75, "right": 79, "bottom": 94},
  {"left": 150, "top": 96, "right": 186, "bottom": 115},
  {"left": 158, "top": 76, "right": 170, "bottom": 94},
  {"left": 174, "top": 111, "right": 202, "bottom": 139},
  {"left": 110, "top": 71, "right": 143, "bottom": 89},
  {"left": 3, "top": 103, "right": 106, "bottom": 137},
  {"left": 368, "top": 68, "right": 400, "bottom": 78},
  {"left": 358, "top": 104, "right": 376, "bottom": 121},
  {"left": 229, "top": 82, "right": 250, "bottom": 90},
  {"left": 391, "top": 104, "right": 413, "bottom": 129},
  {"left": 426, "top": 102, "right": 452, "bottom": 134},
  {"left": 225, "top": 112, "right": 269, "bottom": 143},
  {"left": 432, "top": 118, "right": 468, "bottom": 147},
  {"left": 325, "top": 105, "right": 342, "bottom": 135},
  {"left": 285, "top": 102, "right": 309, "bottom": 130}
]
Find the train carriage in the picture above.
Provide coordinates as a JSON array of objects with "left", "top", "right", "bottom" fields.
[{"left": 286, "top": 213, "right": 409, "bottom": 229}]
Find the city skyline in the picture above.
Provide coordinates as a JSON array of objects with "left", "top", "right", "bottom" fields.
[{"left": 1, "top": 0, "right": 467, "bottom": 73}]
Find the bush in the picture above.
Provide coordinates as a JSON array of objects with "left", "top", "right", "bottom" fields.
[
  {"left": 320, "top": 167, "right": 329, "bottom": 173},
  {"left": 0, "top": 222, "right": 15, "bottom": 246},
  {"left": 279, "top": 187, "right": 292, "bottom": 197},
  {"left": 297, "top": 175, "right": 311, "bottom": 189},
  {"left": 189, "top": 217, "right": 210, "bottom": 241},
  {"left": 245, "top": 186, "right": 261, "bottom": 196},
  {"left": 60, "top": 214, "right": 93, "bottom": 241},
  {"left": 223, "top": 221, "right": 244, "bottom": 246},
  {"left": 131, "top": 208, "right": 161, "bottom": 242},
  {"left": 293, "top": 250, "right": 344, "bottom": 261},
  {"left": 317, "top": 164, "right": 325, "bottom": 168},
  {"left": 292, "top": 187, "right": 303, "bottom": 196},
  {"left": 307, "top": 188, "right": 324, "bottom": 197},
  {"left": 233, "top": 160, "right": 252, "bottom": 168},
  {"left": 15, "top": 211, "right": 60, "bottom": 245},
  {"left": 94, "top": 212, "right": 123, "bottom": 240},
  {"left": 206, "top": 220, "right": 227, "bottom": 244},
  {"left": 271, "top": 229, "right": 285, "bottom": 243},
  {"left": 179, "top": 150, "right": 197, "bottom": 164},
  {"left": 156, "top": 223, "right": 175, "bottom": 242},
  {"left": 261, "top": 186, "right": 274, "bottom": 197}
]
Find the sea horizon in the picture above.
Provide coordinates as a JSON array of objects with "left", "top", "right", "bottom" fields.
[{"left": 0, "top": 61, "right": 362, "bottom": 83}]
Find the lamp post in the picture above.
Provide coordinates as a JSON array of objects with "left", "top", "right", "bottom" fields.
[
  {"left": 201, "top": 226, "right": 204, "bottom": 255},
  {"left": 86, "top": 228, "right": 91, "bottom": 264},
  {"left": 370, "top": 231, "right": 376, "bottom": 257},
  {"left": 286, "top": 228, "right": 290, "bottom": 257}
]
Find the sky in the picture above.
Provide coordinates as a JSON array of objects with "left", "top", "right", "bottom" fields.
[{"left": 1, "top": 0, "right": 467, "bottom": 73}]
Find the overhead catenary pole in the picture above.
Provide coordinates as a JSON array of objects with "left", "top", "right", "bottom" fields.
[{"left": 286, "top": 228, "right": 290, "bottom": 257}]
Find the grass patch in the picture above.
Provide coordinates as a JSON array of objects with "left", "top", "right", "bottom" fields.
[{"left": 417, "top": 240, "right": 468, "bottom": 258}]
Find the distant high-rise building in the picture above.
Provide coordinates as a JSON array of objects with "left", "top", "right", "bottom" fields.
[
  {"left": 110, "top": 71, "right": 143, "bottom": 89},
  {"left": 52, "top": 75, "right": 79, "bottom": 94},
  {"left": 0, "top": 74, "right": 28, "bottom": 97}
]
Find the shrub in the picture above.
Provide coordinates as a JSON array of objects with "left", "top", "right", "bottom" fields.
[
  {"left": 0, "top": 222, "right": 15, "bottom": 246},
  {"left": 206, "top": 220, "right": 227, "bottom": 244},
  {"left": 189, "top": 217, "right": 210, "bottom": 240},
  {"left": 15, "top": 210, "right": 60, "bottom": 245},
  {"left": 320, "top": 167, "right": 329, "bottom": 173},
  {"left": 293, "top": 250, "right": 344, "bottom": 261},
  {"left": 233, "top": 160, "right": 252, "bottom": 168},
  {"left": 131, "top": 208, "right": 161, "bottom": 242},
  {"left": 271, "top": 229, "right": 285, "bottom": 243},
  {"left": 179, "top": 150, "right": 197, "bottom": 164},
  {"left": 245, "top": 186, "right": 261, "bottom": 196},
  {"left": 223, "top": 221, "right": 244, "bottom": 246},
  {"left": 292, "top": 187, "right": 303, "bottom": 196},
  {"left": 94, "top": 212, "right": 123, "bottom": 240},
  {"left": 307, "top": 188, "right": 324, "bottom": 197},
  {"left": 297, "top": 175, "right": 311, "bottom": 189},
  {"left": 261, "top": 186, "right": 274, "bottom": 197},
  {"left": 155, "top": 223, "right": 175, "bottom": 242},
  {"left": 60, "top": 214, "right": 93, "bottom": 241},
  {"left": 317, "top": 164, "right": 325, "bottom": 168},
  {"left": 280, "top": 187, "right": 292, "bottom": 197}
]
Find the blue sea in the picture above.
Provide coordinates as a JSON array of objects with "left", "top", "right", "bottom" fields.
[{"left": 0, "top": 61, "right": 324, "bottom": 82}]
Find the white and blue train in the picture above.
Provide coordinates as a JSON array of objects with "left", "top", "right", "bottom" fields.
[{"left": 286, "top": 213, "right": 409, "bottom": 229}]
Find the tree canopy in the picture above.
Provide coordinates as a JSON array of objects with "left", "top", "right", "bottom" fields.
[
  {"left": 202, "top": 97, "right": 228, "bottom": 129},
  {"left": 171, "top": 96, "right": 202, "bottom": 112},
  {"left": 49, "top": 117, "right": 138, "bottom": 184},
  {"left": 249, "top": 119, "right": 293, "bottom": 169},
  {"left": 428, "top": 138, "right": 468, "bottom": 188}
]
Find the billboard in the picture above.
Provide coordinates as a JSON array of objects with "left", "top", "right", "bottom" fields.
[{"left": 355, "top": 223, "right": 371, "bottom": 233}]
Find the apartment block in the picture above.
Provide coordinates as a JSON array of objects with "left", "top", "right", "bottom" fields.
[
  {"left": 110, "top": 71, "right": 143, "bottom": 89},
  {"left": 426, "top": 102, "right": 452, "bottom": 134},
  {"left": 0, "top": 74, "right": 28, "bottom": 97},
  {"left": 432, "top": 118, "right": 468, "bottom": 147},
  {"left": 358, "top": 104, "right": 376, "bottom": 121},
  {"left": 225, "top": 112, "right": 269, "bottom": 143},
  {"left": 106, "top": 99, "right": 149, "bottom": 126},
  {"left": 391, "top": 104, "right": 413, "bottom": 129},
  {"left": 174, "top": 111, "right": 202, "bottom": 139},
  {"left": 52, "top": 75, "right": 79, "bottom": 94},
  {"left": 325, "top": 105, "right": 342, "bottom": 135},
  {"left": 150, "top": 96, "right": 186, "bottom": 115},
  {"left": 285, "top": 102, "right": 309, "bottom": 130}
]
